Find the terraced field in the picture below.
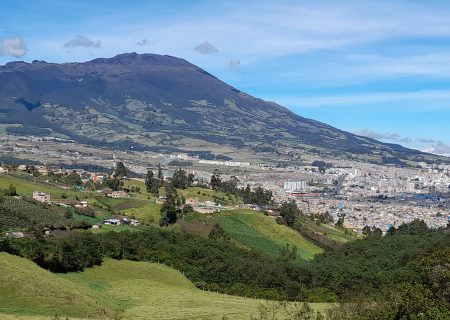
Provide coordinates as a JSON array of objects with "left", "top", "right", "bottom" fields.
[
  {"left": 216, "top": 210, "right": 323, "bottom": 260},
  {"left": 0, "top": 196, "right": 70, "bottom": 231}
]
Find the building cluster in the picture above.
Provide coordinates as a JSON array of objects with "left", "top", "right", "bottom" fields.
[{"left": 238, "top": 161, "right": 450, "bottom": 233}]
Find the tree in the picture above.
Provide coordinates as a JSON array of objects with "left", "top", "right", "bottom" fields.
[
  {"left": 278, "top": 244, "right": 298, "bottom": 262},
  {"left": 210, "top": 174, "right": 221, "bottom": 190},
  {"left": 362, "top": 225, "right": 372, "bottom": 236},
  {"left": 279, "top": 200, "right": 301, "bottom": 227},
  {"left": 157, "top": 163, "right": 164, "bottom": 184},
  {"left": 208, "top": 223, "right": 230, "bottom": 241},
  {"left": 6, "top": 184, "right": 17, "bottom": 196},
  {"left": 182, "top": 204, "right": 194, "bottom": 214},
  {"left": 114, "top": 161, "right": 127, "bottom": 179},
  {"left": 335, "top": 211, "right": 345, "bottom": 228},
  {"left": 67, "top": 170, "right": 82, "bottom": 186},
  {"left": 160, "top": 186, "right": 181, "bottom": 226},
  {"left": 103, "top": 178, "right": 123, "bottom": 191},
  {"left": 145, "top": 170, "right": 159, "bottom": 196},
  {"left": 321, "top": 211, "right": 334, "bottom": 224},
  {"left": 159, "top": 201, "right": 179, "bottom": 226},
  {"left": 371, "top": 227, "right": 383, "bottom": 237},
  {"left": 170, "top": 169, "right": 193, "bottom": 189}
]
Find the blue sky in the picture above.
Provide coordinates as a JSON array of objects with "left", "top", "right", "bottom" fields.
[{"left": 1, "top": 0, "right": 450, "bottom": 154}]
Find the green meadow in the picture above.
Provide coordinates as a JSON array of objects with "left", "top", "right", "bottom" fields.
[{"left": 0, "top": 253, "right": 329, "bottom": 320}]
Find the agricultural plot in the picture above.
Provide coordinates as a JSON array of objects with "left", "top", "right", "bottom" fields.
[
  {"left": 217, "top": 211, "right": 323, "bottom": 260},
  {"left": 94, "top": 194, "right": 161, "bottom": 225},
  {"left": 0, "top": 197, "right": 70, "bottom": 231},
  {"left": 178, "top": 186, "right": 241, "bottom": 205},
  {"left": 122, "top": 201, "right": 161, "bottom": 224}
]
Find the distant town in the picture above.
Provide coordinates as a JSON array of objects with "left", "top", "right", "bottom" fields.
[{"left": 1, "top": 133, "right": 449, "bottom": 234}]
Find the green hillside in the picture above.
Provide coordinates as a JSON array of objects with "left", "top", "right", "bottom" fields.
[
  {"left": 0, "top": 252, "right": 118, "bottom": 319},
  {"left": 180, "top": 210, "right": 323, "bottom": 260},
  {"left": 0, "top": 173, "right": 84, "bottom": 200},
  {"left": 63, "top": 259, "right": 264, "bottom": 320},
  {"left": 217, "top": 210, "right": 323, "bottom": 260},
  {"left": 0, "top": 254, "right": 328, "bottom": 320}
]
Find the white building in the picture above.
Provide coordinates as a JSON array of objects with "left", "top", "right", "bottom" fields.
[
  {"left": 108, "top": 190, "right": 130, "bottom": 199},
  {"left": 283, "top": 181, "right": 307, "bottom": 192},
  {"left": 33, "top": 191, "right": 51, "bottom": 203},
  {"left": 405, "top": 182, "right": 415, "bottom": 193}
]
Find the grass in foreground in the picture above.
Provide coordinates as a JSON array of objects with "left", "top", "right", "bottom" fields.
[
  {"left": 62, "top": 259, "right": 329, "bottom": 320},
  {"left": 0, "top": 253, "right": 118, "bottom": 319},
  {"left": 0, "top": 253, "right": 329, "bottom": 319}
]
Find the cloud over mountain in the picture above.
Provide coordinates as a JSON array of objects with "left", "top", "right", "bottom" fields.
[
  {"left": 136, "top": 39, "right": 152, "bottom": 46},
  {"left": 354, "top": 128, "right": 450, "bottom": 156},
  {"left": 64, "top": 35, "right": 101, "bottom": 48},
  {"left": 194, "top": 41, "right": 218, "bottom": 54},
  {"left": 228, "top": 59, "right": 240, "bottom": 70},
  {"left": 0, "top": 37, "right": 27, "bottom": 57}
]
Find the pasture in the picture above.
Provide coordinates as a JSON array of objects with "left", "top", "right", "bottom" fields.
[{"left": 0, "top": 253, "right": 330, "bottom": 320}]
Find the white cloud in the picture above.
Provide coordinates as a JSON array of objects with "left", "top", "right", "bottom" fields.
[
  {"left": 354, "top": 128, "right": 450, "bottom": 156},
  {"left": 228, "top": 59, "right": 240, "bottom": 70},
  {"left": 0, "top": 37, "right": 27, "bottom": 57},
  {"left": 194, "top": 41, "right": 219, "bottom": 54},
  {"left": 269, "top": 90, "right": 450, "bottom": 108},
  {"left": 64, "top": 35, "right": 100, "bottom": 48},
  {"left": 136, "top": 39, "right": 153, "bottom": 46}
]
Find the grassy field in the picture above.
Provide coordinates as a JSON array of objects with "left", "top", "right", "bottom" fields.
[
  {"left": 0, "top": 173, "right": 84, "bottom": 200},
  {"left": 0, "top": 253, "right": 119, "bottom": 319},
  {"left": 0, "top": 254, "right": 329, "bottom": 320},
  {"left": 122, "top": 201, "right": 161, "bottom": 224},
  {"left": 217, "top": 210, "right": 323, "bottom": 260},
  {"left": 177, "top": 186, "right": 241, "bottom": 204}
]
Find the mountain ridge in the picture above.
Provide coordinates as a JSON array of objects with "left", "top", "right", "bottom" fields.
[{"left": 0, "top": 52, "right": 447, "bottom": 165}]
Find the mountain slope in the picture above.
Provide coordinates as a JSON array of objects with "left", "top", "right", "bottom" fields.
[{"left": 0, "top": 53, "right": 445, "bottom": 164}]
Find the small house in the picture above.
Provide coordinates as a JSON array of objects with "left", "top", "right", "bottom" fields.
[
  {"left": 185, "top": 197, "right": 200, "bottom": 206},
  {"left": 104, "top": 219, "right": 121, "bottom": 225},
  {"left": 108, "top": 190, "right": 129, "bottom": 199},
  {"left": 98, "top": 188, "right": 113, "bottom": 195},
  {"left": 6, "top": 231, "right": 24, "bottom": 238},
  {"left": 33, "top": 191, "right": 51, "bottom": 203}
]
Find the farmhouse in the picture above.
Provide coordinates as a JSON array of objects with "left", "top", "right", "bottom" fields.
[
  {"left": 185, "top": 197, "right": 200, "bottom": 206},
  {"left": 37, "top": 166, "right": 49, "bottom": 175},
  {"left": 122, "top": 217, "right": 141, "bottom": 226},
  {"left": 6, "top": 231, "right": 24, "bottom": 238},
  {"left": 156, "top": 195, "right": 167, "bottom": 204},
  {"left": 108, "top": 190, "right": 130, "bottom": 199},
  {"left": 74, "top": 201, "right": 88, "bottom": 208},
  {"left": 92, "top": 174, "right": 105, "bottom": 183},
  {"left": 33, "top": 191, "right": 51, "bottom": 203},
  {"left": 98, "top": 187, "right": 113, "bottom": 195},
  {"left": 104, "top": 219, "right": 121, "bottom": 225}
]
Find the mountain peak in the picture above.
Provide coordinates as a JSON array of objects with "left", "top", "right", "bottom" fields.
[{"left": 87, "top": 52, "right": 190, "bottom": 67}]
